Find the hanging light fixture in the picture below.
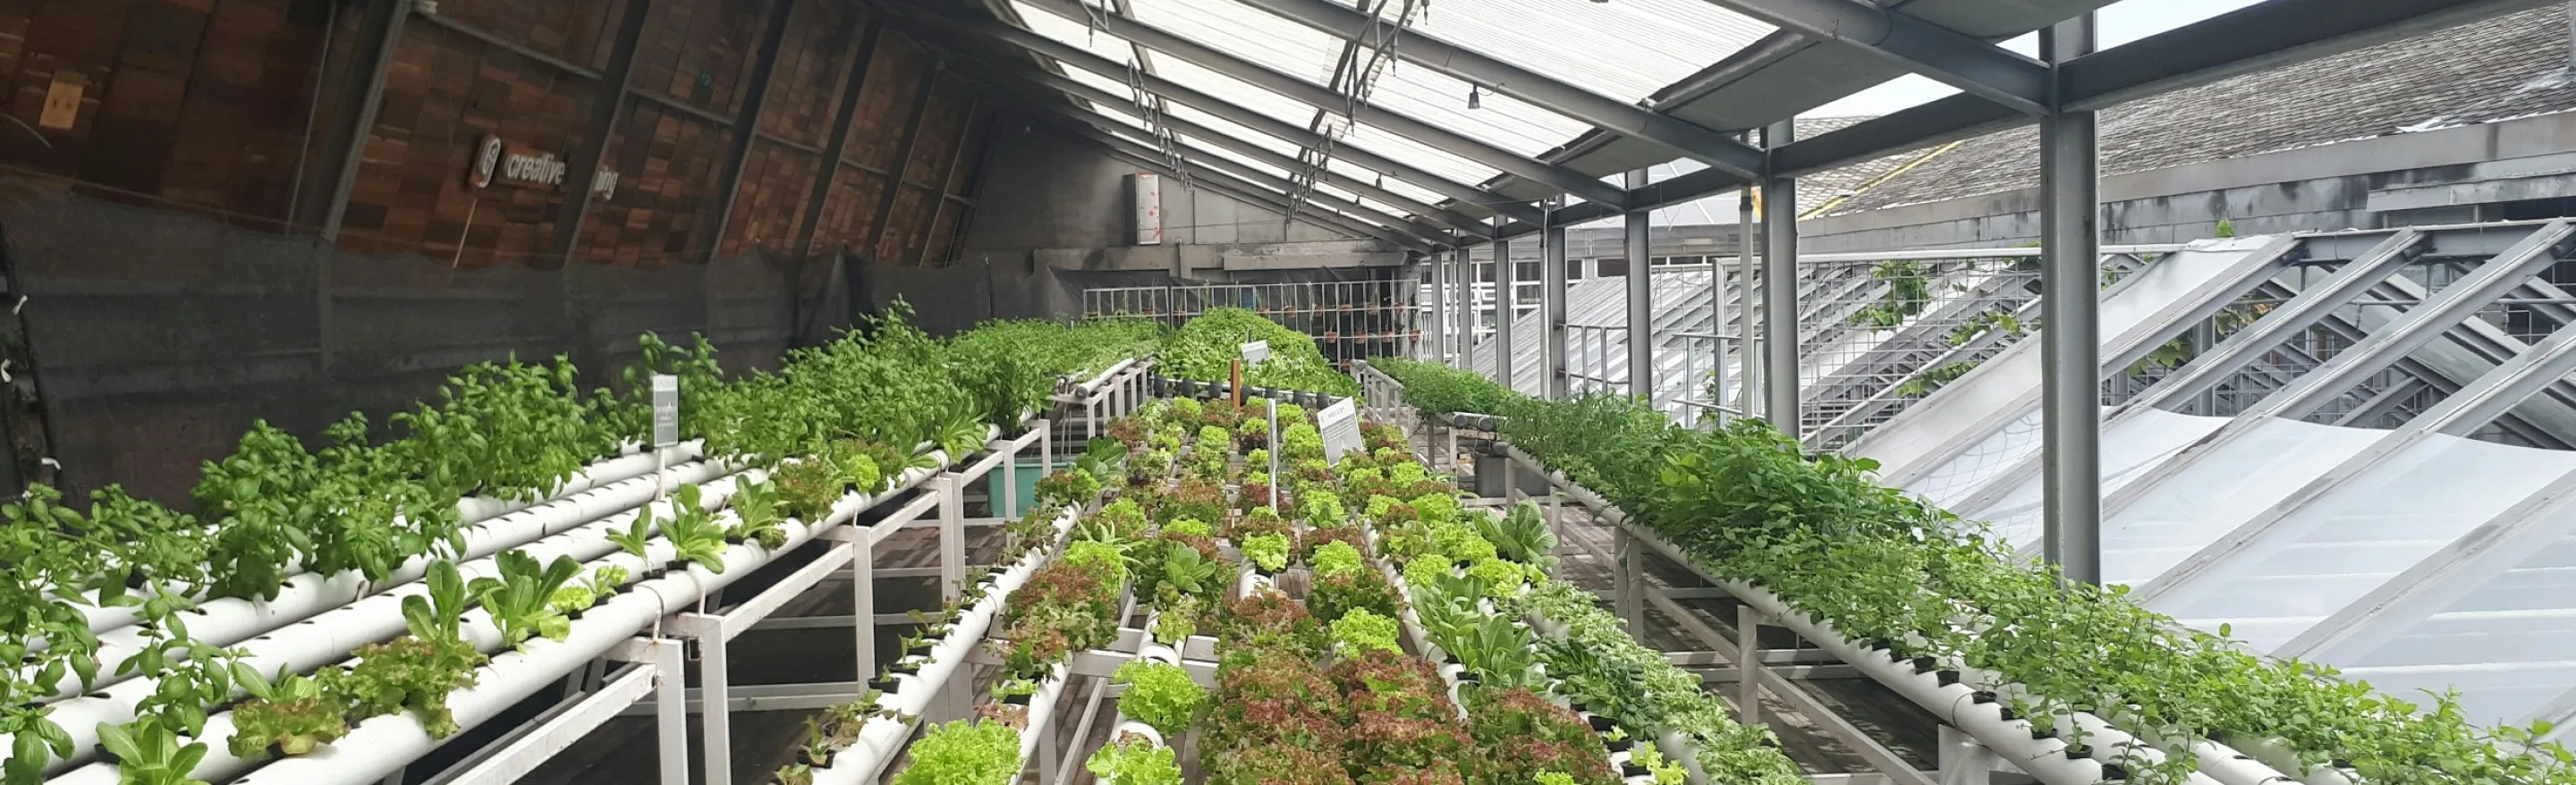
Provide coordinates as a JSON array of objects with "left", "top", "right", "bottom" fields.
[{"left": 1467, "top": 85, "right": 1482, "bottom": 109}]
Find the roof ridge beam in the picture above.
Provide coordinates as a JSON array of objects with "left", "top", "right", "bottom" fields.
[
  {"left": 1229, "top": 0, "right": 1767, "bottom": 180},
  {"left": 901, "top": 11, "right": 1545, "bottom": 225},
  {"left": 1691, "top": 0, "right": 2048, "bottom": 115},
  {"left": 1008, "top": 0, "right": 1631, "bottom": 209}
]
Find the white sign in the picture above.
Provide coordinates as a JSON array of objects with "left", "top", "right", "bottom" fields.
[
  {"left": 1316, "top": 399, "right": 1363, "bottom": 464},
  {"left": 1240, "top": 340, "right": 1270, "bottom": 365},
  {"left": 470, "top": 133, "right": 619, "bottom": 198},
  {"left": 651, "top": 374, "right": 680, "bottom": 448}
]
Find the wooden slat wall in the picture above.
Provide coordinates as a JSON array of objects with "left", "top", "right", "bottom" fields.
[{"left": 0, "top": 0, "right": 991, "bottom": 269}]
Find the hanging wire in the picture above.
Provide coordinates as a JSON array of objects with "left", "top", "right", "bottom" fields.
[{"left": 1285, "top": 0, "right": 1419, "bottom": 224}]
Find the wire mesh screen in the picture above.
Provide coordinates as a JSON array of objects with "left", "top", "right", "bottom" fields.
[
  {"left": 1797, "top": 254, "right": 2046, "bottom": 449},
  {"left": 1, "top": 186, "right": 835, "bottom": 506},
  {"left": 1081, "top": 278, "right": 1418, "bottom": 369}
]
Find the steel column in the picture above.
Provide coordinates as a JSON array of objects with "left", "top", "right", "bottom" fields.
[
  {"left": 1457, "top": 245, "right": 1476, "bottom": 368},
  {"left": 791, "top": 21, "right": 886, "bottom": 261},
  {"left": 312, "top": 0, "right": 411, "bottom": 241},
  {"left": 1738, "top": 163, "right": 1758, "bottom": 420},
  {"left": 547, "top": 0, "right": 657, "bottom": 265},
  {"left": 1495, "top": 232, "right": 1519, "bottom": 393},
  {"left": 699, "top": 0, "right": 798, "bottom": 262},
  {"left": 650, "top": 639, "right": 689, "bottom": 785},
  {"left": 2039, "top": 13, "right": 2103, "bottom": 586},
  {"left": 1544, "top": 203, "right": 1571, "bottom": 400},
  {"left": 1761, "top": 121, "right": 1801, "bottom": 435},
  {"left": 1430, "top": 250, "right": 1449, "bottom": 362},
  {"left": 1625, "top": 169, "right": 1654, "bottom": 399}
]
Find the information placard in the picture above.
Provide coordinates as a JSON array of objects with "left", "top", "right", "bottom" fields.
[
  {"left": 1316, "top": 399, "right": 1363, "bottom": 464},
  {"left": 1240, "top": 340, "right": 1270, "bottom": 365},
  {"left": 651, "top": 374, "right": 680, "bottom": 448}
]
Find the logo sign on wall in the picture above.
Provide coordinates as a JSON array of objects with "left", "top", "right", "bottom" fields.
[{"left": 469, "top": 133, "right": 619, "bottom": 199}]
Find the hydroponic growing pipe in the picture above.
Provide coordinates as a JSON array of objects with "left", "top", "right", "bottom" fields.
[
  {"left": 62, "top": 452, "right": 727, "bottom": 700},
  {"left": 51, "top": 450, "right": 967, "bottom": 785},
  {"left": 1495, "top": 444, "right": 2292, "bottom": 785},
  {"left": 804, "top": 503, "right": 1082, "bottom": 785},
  {"left": 72, "top": 443, "right": 705, "bottom": 637}
]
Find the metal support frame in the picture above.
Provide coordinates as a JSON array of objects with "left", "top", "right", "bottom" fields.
[
  {"left": 863, "top": 62, "right": 947, "bottom": 261},
  {"left": 547, "top": 0, "right": 657, "bottom": 265},
  {"left": 1543, "top": 203, "right": 1571, "bottom": 400},
  {"left": 440, "top": 664, "right": 659, "bottom": 785},
  {"left": 1456, "top": 247, "right": 1477, "bottom": 368},
  {"left": 2038, "top": 13, "right": 2101, "bottom": 585},
  {"left": 1760, "top": 121, "right": 1800, "bottom": 435},
  {"left": 1626, "top": 170, "right": 1655, "bottom": 398},
  {"left": 2102, "top": 221, "right": 2576, "bottom": 525},
  {"left": 915, "top": 97, "right": 982, "bottom": 266},
  {"left": 1738, "top": 161, "right": 1758, "bottom": 420},
  {"left": 1227, "top": 0, "right": 1766, "bottom": 180},
  {"left": 699, "top": 0, "right": 798, "bottom": 262},
  {"left": 1076, "top": 139, "right": 1435, "bottom": 251},
  {"left": 1030, "top": 109, "right": 1453, "bottom": 242},
  {"left": 2122, "top": 230, "right": 2426, "bottom": 413},
  {"left": 1495, "top": 230, "right": 1519, "bottom": 393},
  {"left": 312, "top": 0, "right": 411, "bottom": 241},
  {"left": 937, "top": 473, "right": 965, "bottom": 600},
  {"left": 1697, "top": 0, "right": 2049, "bottom": 115},
  {"left": 999, "top": 0, "right": 1628, "bottom": 208},
  {"left": 1429, "top": 249, "right": 1450, "bottom": 362},
  {"left": 791, "top": 21, "right": 887, "bottom": 261}
]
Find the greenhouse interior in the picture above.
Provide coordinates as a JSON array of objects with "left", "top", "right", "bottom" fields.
[{"left": 4, "top": 0, "right": 2575, "bottom": 783}]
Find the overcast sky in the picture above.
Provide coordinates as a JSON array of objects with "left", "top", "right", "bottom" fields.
[{"left": 1813, "top": 0, "right": 2267, "bottom": 116}]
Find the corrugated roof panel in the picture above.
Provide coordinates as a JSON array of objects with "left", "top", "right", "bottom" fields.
[
  {"left": 1013, "top": 1, "right": 1149, "bottom": 67},
  {"left": 1178, "top": 132, "right": 1295, "bottom": 181},
  {"left": 1164, "top": 102, "right": 1301, "bottom": 157},
  {"left": 1367, "top": 57, "right": 1592, "bottom": 157},
  {"left": 1339, "top": 122, "right": 1503, "bottom": 187},
  {"left": 1391, "top": 0, "right": 1772, "bottom": 102},
  {"left": 1148, "top": 55, "right": 1326, "bottom": 129}
]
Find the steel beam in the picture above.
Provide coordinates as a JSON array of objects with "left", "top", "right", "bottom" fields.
[
  {"left": 1037, "top": 112, "right": 1449, "bottom": 246},
  {"left": 1543, "top": 203, "right": 1571, "bottom": 399},
  {"left": 902, "top": 13, "right": 1541, "bottom": 225},
  {"left": 2101, "top": 221, "right": 2575, "bottom": 525},
  {"left": 312, "top": 0, "right": 411, "bottom": 241},
  {"left": 1005, "top": 0, "right": 1629, "bottom": 208},
  {"left": 2187, "top": 317, "right": 2576, "bottom": 645},
  {"left": 916, "top": 98, "right": 982, "bottom": 266},
  {"left": 2039, "top": 13, "right": 2101, "bottom": 586},
  {"left": 1653, "top": 0, "right": 2547, "bottom": 223},
  {"left": 1626, "top": 170, "right": 1655, "bottom": 398},
  {"left": 962, "top": 64, "right": 1486, "bottom": 234},
  {"left": 1692, "top": 0, "right": 2050, "bottom": 116},
  {"left": 1229, "top": 0, "right": 1767, "bottom": 180},
  {"left": 2117, "top": 230, "right": 2428, "bottom": 415},
  {"left": 699, "top": 0, "right": 797, "bottom": 261},
  {"left": 1430, "top": 249, "right": 1449, "bottom": 361},
  {"left": 863, "top": 63, "right": 947, "bottom": 261},
  {"left": 547, "top": 0, "right": 657, "bottom": 266},
  {"left": 1761, "top": 121, "right": 1800, "bottom": 435},
  {"left": 792, "top": 21, "right": 886, "bottom": 261}
]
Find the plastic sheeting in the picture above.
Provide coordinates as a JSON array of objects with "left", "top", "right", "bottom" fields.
[{"left": 1965, "top": 407, "right": 2232, "bottom": 551}]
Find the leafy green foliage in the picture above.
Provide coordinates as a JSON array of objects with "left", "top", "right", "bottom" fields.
[
  {"left": 659, "top": 485, "right": 731, "bottom": 572},
  {"left": 1472, "top": 502, "right": 1557, "bottom": 569},
  {"left": 1328, "top": 608, "right": 1400, "bottom": 655},
  {"left": 1086, "top": 737, "right": 1182, "bottom": 785},
  {"left": 1370, "top": 358, "right": 1521, "bottom": 416},
  {"left": 470, "top": 550, "right": 582, "bottom": 650},
  {"left": 891, "top": 720, "right": 1022, "bottom": 785},
  {"left": 1241, "top": 533, "right": 1289, "bottom": 573},
  {"left": 1114, "top": 661, "right": 1207, "bottom": 738},
  {"left": 93, "top": 716, "right": 208, "bottom": 785},
  {"left": 226, "top": 666, "right": 347, "bottom": 758},
  {"left": 728, "top": 479, "right": 788, "bottom": 550},
  {"left": 1159, "top": 308, "right": 1359, "bottom": 396}
]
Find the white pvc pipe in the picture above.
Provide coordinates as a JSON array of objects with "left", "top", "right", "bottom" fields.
[
  {"left": 59, "top": 462, "right": 934, "bottom": 785},
  {"left": 1011, "top": 664, "right": 1072, "bottom": 769},
  {"left": 76, "top": 443, "right": 703, "bottom": 636},
  {"left": 1077, "top": 359, "right": 1138, "bottom": 394},
  {"left": 808, "top": 506, "right": 1080, "bottom": 785},
  {"left": 60, "top": 457, "right": 731, "bottom": 701},
  {"left": 25, "top": 470, "right": 756, "bottom": 778},
  {"left": 2225, "top": 734, "right": 2359, "bottom": 785}
]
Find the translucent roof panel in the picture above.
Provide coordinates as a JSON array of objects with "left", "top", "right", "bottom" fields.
[
  {"left": 2326, "top": 503, "right": 2576, "bottom": 725},
  {"left": 2148, "top": 434, "right": 2576, "bottom": 654},
  {"left": 1393, "top": 0, "right": 1772, "bottom": 103},
  {"left": 2088, "top": 418, "right": 2384, "bottom": 591},
  {"left": 1177, "top": 132, "right": 1294, "bottom": 181},
  {"left": 1327, "top": 158, "right": 1447, "bottom": 207},
  {"left": 1015, "top": 2, "right": 1148, "bottom": 68},
  {"left": 1966, "top": 407, "right": 2230, "bottom": 549},
  {"left": 1367, "top": 59, "right": 1591, "bottom": 156},
  {"left": 1165, "top": 102, "right": 1301, "bottom": 157},
  {"left": 1129, "top": 0, "right": 1342, "bottom": 85}
]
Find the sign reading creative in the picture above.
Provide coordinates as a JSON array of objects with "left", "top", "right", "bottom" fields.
[{"left": 469, "top": 133, "right": 619, "bottom": 198}]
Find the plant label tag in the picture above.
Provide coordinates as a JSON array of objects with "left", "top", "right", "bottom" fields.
[
  {"left": 652, "top": 374, "right": 680, "bottom": 447},
  {"left": 1240, "top": 340, "right": 1269, "bottom": 364},
  {"left": 40, "top": 72, "right": 86, "bottom": 130},
  {"left": 1317, "top": 399, "right": 1362, "bottom": 464}
]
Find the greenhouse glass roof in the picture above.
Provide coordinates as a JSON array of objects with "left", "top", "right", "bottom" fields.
[{"left": 886, "top": 0, "right": 2536, "bottom": 251}]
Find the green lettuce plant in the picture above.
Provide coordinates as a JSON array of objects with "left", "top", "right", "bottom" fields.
[
  {"left": 1113, "top": 661, "right": 1206, "bottom": 738},
  {"left": 470, "top": 550, "right": 582, "bottom": 649},
  {"left": 891, "top": 720, "right": 1021, "bottom": 785}
]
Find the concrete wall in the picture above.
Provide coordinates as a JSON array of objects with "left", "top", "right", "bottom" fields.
[{"left": 893, "top": 115, "right": 1411, "bottom": 329}]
